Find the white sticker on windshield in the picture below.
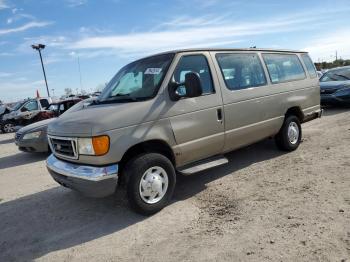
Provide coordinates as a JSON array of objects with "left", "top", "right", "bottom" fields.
[{"left": 145, "top": 68, "right": 162, "bottom": 75}]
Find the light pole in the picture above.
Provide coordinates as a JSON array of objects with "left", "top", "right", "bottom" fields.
[{"left": 32, "top": 44, "right": 50, "bottom": 97}]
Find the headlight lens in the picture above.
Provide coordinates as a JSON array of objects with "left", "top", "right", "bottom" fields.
[
  {"left": 22, "top": 131, "right": 42, "bottom": 140},
  {"left": 78, "top": 138, "right": 95, "bottom": 155},
  {"left": 78, "top": 136, "right": 109, "bottom": 156}
]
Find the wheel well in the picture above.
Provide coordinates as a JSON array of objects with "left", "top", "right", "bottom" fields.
[
  {"left": 285, "top": 107, "right": 304, "bottom": 122},
  {"left": 118, "top": 140, "right": 175, "bottom": 184}
]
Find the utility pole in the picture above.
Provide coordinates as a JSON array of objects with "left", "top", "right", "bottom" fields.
[
  {"left": 32, "top": 44, "right": 50, "bottom": 97},
  {"left": 335, "top": 50, "right": 338, "bottom": 62}
]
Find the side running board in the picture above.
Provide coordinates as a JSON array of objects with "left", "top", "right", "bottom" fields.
[{"left": 178, "top": 155, "right": 229, "bottom": 175}]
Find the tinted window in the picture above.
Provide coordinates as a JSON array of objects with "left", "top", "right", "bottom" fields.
[
  {"left": 23, "top": 101, "right": 38, "bottom": 111},
  {"left": 263, "top": 54, "right": 306, "bottom": 83},
  {"left": 173, "top": 55, "right": 214, "bottom": 95},
  {"left": 301, "top": 54, "right": 317, "bottom": 78},
  {"left": 216, "top": 53, "right": 266, "bottom": 90},
  {"left": 40, "top": 99, "right": 49, "bottom": 109}
]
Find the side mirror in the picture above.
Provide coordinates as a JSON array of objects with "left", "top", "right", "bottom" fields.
[
  {"left": 168, "top": 72, "right": 202, "bottom": 101},
  {"left": 21, "top": 107, "right": 28, "bottom": 112}
]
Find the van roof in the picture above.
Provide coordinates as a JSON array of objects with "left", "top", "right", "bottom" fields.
[{"left": 153, "top": 48, "right": 308, "bottom": 56}]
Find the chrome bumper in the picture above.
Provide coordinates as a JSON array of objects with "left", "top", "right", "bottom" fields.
[{"left": 46, "top": 154, "right": 118, "bottom": 182}]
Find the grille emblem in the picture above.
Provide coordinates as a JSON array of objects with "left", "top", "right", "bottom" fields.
[{"left": 56, "top": 144, "right": 62, "bottom": 150}]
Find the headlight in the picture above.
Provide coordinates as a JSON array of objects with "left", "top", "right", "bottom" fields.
[
  {"left": 23, "top": 131, "right": 42, "bottom": 140},
  {"left": 78, "top": 136, "right": 109, "bottom": 156}
]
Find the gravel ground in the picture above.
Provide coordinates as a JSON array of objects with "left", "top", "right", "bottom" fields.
[{"left": 0, "top": 108, "right": 349, "bottom": 262}]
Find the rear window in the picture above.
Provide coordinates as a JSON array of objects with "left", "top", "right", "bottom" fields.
[
  {"left": 301, "top": 54, "right": 317, "bottom": 78},
  {"left": 216, "top": 53, "right": 267, "bottom": 90},
  {"left": 262, "top": 54, "right": 306, "bottom": 84}
]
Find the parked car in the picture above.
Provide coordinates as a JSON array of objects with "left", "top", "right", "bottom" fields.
[
  {"left": 0, "top": 105, "right": 12, "bottom": 132},
  {"left": 1, "top": 97, "right": 52, "bottom": 133},
  {"left": 46, "top": 48, "right": 321, "bottom": 215},
  {"left": 319, "top": 66, "right": 350, "bottom": 106},
  {"left": 14, "top": 98, "right": 82, "bottom": 153}
]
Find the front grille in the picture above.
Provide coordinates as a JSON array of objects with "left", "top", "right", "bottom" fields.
[
  {"left": 321, "top": 89, "right": 337, "bottom": 95},
  {"left": 48, "top": 136, "right": 78, "bottom": 159},
  {"left": 15, "top": 132, "right": 22, "bottom": 141}
]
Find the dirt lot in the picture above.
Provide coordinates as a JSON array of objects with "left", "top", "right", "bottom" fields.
[{"left": 0, "top": 108, "right": 349, "bottom": 262}]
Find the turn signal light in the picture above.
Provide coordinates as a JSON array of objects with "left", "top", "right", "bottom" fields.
[{"left": 92, "top": 136, "right": 110, "bottom": 156}]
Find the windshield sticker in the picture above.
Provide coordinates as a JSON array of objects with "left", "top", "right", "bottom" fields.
[{"left": 145, "top": 68, "right": 162, "bottom": 75}]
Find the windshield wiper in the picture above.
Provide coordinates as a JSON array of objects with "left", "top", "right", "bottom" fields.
[
  {"left": 96, "top": 94, "right": 141, "bottom": 104},
  {"left": 109, "top": 94, "right": 138, "bottom": 101}
]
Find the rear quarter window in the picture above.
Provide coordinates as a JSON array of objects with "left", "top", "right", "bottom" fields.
[
  {"left": 301, "top": 54, "right": 317, "bottom": 78},
  {"left": 262, "top": 53, "right": 306, "bottom": 84}
]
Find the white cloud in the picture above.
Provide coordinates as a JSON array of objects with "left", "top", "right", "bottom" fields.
[
  {"left": 303, "top": 28, "right": 350, "bottom": 62},
  {"left": 0, "top": 72, "right": 12, "bottom": 77},
  {"left": 0, "top": 0, "right": 8, "bottom": 10},
  {"left": 65, "top": 0, "right": 87, "bottom": 7},
  {"left": 0, "top": 80, "right": 48, "bottom": 102},
  {"left": 0, "top": 21, "right": 52, "bottom": 35},
  {"left": 69, "top": 14, "right": 324, "bottom": 57},
  {"left": 0, "top": 52, "right": 13, "bottom": 56}
]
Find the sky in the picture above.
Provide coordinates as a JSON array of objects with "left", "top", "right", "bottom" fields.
[{"left": 0, "top": 0, "right": 350, "bottom": 102}]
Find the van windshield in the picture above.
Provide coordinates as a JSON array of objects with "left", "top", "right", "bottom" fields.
[{"left": 98, "top": 53, "right": 174, "bottom": 103}]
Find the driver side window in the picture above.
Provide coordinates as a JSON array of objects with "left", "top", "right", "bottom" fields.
[
  {"left": 23, "top": 101, "right": 38, "bottom": 111},
  {"left": 173, "top": 55, "right": 215, "bottom": 95}
]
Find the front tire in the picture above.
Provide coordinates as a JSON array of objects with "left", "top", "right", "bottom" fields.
[
  {"left": 275, "top": 115, "right": 302, "bottom": 151},
  {"left": 2, "top": 121, "right": 15, "bottom": 133},
  {"left": 124, "top": 153, "right": 176, "bottom": 215}
]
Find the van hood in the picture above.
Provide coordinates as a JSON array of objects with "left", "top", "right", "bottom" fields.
[{"left": 47, "top": 98, "right": 164, "bottom": 136}]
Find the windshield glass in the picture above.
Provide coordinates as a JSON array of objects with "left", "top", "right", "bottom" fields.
[
  {"left": 11, "top": 101, "right": 25, "bottom": 111},
  {"left": 98, "top": 53, "right": 174, "bottom": 103},
  {"left": 320, "top": 67, "right": 350, "bottom": 82}
]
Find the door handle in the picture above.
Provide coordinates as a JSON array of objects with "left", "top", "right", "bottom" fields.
[{"left": 217, "top": 108, "right": 223, "bottom": 122}]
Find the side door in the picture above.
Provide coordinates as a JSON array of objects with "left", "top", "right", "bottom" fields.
[
  {"left": 19, "top": 100, "right": 40, "bottom": 119},
  {"left": 165, "top": 52, "right": 225, "bottom": 166},
  {"left": 212, "top": 52, "right": 274, "bottom": 152}
]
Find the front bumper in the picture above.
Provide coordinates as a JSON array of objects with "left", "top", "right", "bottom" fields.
[
  {"left": 15, "top": 136, "right": 49, "bottom": 153},
  {"left": 46, "top": 154, "right": 118, "bottom": 198}
]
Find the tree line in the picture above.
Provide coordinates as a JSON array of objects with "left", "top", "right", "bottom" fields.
[{"left": 315, "top": 59, "right": 350, "bottom": 70}]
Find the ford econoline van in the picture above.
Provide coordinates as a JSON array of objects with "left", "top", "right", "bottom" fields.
[{"left": 46, "top": 48, "right": 322, "bottom": 214}]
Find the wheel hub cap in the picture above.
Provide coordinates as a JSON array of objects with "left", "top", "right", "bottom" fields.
[
  {"left": 4, "top": 124, "right": 14, "bottom": 133},
  {"left": 139, "top": 166, "right": 168, "bottom": 204},
  {"left": 288, "top": 122, "right": 299, "bottom": 145}
]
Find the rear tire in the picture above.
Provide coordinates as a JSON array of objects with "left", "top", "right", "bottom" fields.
[
  {"left": 124, "top": 153, "right": 176, "bottom": 215},
  {"left": 275, "top": 115, "right": 302, "bottom": 151}
]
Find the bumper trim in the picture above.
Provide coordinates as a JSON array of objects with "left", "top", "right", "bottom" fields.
[{"left": 46, "top": 154, "right": 118, "bottom": 182}]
